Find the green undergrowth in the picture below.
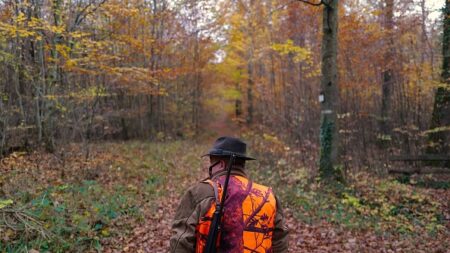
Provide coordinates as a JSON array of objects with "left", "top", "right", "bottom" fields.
[
  {"left": 0, "top": 140, "right": 205, "bottom": 252},
  {"left": 1, "top": 181, "right": 140, "bottom": 252},
  {"left": 276, "top": 177, "right": 445, "bottom": 236}
]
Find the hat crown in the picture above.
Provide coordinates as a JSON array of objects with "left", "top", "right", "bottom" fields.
[
  {"left": 213, "top": 136, "right": 246, "bottom": 154},
  {"left": 204, "top": 136, "right": 255, "bottom": 160}
]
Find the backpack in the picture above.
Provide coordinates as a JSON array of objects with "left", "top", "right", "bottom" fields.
[{"left": 195, "top": 175, "right": 276, "bottom": 253}]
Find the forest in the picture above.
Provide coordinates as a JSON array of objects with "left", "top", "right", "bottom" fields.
[{"left": 0, "top": 0, "right": 449, "bottom": 252}]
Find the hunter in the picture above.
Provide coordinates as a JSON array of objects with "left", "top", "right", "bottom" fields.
[{"left": 170, "top": 136, "right": 289, "bottom": 253}]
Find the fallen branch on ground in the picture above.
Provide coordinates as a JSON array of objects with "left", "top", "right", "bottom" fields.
[{"left": 0, "top": 206, "right": 52, "bottom": 240}]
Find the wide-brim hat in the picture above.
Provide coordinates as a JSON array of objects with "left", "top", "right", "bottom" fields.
[{"left": 202, "top": 136, "right": 256, "bottom": 160}]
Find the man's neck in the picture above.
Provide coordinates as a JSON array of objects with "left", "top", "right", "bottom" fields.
[{"left": 211, "top": 166, "right": 247, "bottom": 180}]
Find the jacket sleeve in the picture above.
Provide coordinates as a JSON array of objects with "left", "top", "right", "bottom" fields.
[
  {"left": 272, "top": 195, "right": 289, "bottom": 253},
  {"left": 170, "top": 183, "right": 215, "bottom": 253}
]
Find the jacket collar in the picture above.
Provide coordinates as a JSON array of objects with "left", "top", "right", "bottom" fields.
[{"left": 211, "top": 166, "right": 247, "bottom": 180}]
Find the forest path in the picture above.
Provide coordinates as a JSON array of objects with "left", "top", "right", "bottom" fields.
[{"left": 203, "top": 96, "right": 242, "bottom": 138}]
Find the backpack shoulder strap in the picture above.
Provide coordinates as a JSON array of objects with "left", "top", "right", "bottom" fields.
[{"left": 202, "top": 179, "right": 220, "bottom": 205}]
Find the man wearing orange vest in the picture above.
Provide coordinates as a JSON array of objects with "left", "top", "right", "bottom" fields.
[{"left": 170, "top": 136, "right": 289, "bottom": 253}]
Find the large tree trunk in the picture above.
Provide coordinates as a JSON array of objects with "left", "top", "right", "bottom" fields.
[
  {"left": 319, "top": 0, "right": 341, "bottom": 181},
  {"left": 428, "top": 0, "right": 450, "bottom": 164}
]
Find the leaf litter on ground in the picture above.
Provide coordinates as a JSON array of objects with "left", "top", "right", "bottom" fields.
[{"left": 0, "top": 138, "right": 449, "bottom": 252}]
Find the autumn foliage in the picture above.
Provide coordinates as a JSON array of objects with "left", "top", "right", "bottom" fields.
[{"left": 0, "top": 0, "right": 444, "bottom": 157}]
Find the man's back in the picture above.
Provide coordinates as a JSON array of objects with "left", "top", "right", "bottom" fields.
[
  {"left": 170, "top": 169, "right": 289, "bottom": 253},
  {"left": 198, "top": 175, "right": 276, "bottom": 252},
  {"left": 170, "top": 136, "right": 288, "bottom": 253}
]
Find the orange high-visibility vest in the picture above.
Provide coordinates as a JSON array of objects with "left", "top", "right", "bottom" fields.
[{"left": 195, "top": 175, "right": 277, "bottom": 253}]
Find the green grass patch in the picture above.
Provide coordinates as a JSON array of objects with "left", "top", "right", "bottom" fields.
[{"left": 1, "top": 180, "right": 140, "bottom": 252}]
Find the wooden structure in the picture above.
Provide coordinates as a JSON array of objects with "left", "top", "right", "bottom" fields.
[{"left": 388, "top": 155, "right": 450, "bottom": 174}]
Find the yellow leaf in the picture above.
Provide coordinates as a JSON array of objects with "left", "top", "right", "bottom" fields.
[
  {"left": 101, "top": 228, "right": 110, "bottom": 237},
  {"left": 0, "top": 199, "right": 13, "bottom": 209},
  {"left": 50, "top": 25, "right": 65, "bottom": 34}
]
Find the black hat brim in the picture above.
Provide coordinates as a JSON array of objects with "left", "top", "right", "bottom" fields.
[{"left": 201, "top": 148, "right": 256, "bottom": 160}]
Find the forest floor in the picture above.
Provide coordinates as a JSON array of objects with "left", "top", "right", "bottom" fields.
[{"left": 1, "top": 136, "right": 449, "bottom": 253}]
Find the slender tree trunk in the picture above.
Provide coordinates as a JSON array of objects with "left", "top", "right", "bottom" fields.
[
  {"left": 192, "top": 32, "right": 201, "bottom": 134},
  {"left": 246, "top": 36, "right": 254, "bottom": 125},
  {"left": 379, "top": 0, "right": 394, "bottom": 141},
  {"left": 235, "top": 70, "right": 243, "bottom": 119},
  {"left": 246, "top": 59, "right": 254, "bottom": 125},
  {"left": 158, "top": 3, "right": 167, "bottom": 133},
  {"left": 0, "top": 99, "right": 7, "bottom": 155},
  {"left": 246, "top": 0, "right": 255, "bottom": 125},
  {"left": 148, "top": 0, "right": 158, "bottom": 135},
  {"left": 286, "top": 53, "right": 295, "bottom": 133},
  {"left": 36, "top": 33, "right": 45, "bottom": 144},
  {"left": 319, "top": 0, "right": 341, "bottom": 181},
  {"left": 12, "top": 0, "right": 27, "bottom": 143}
]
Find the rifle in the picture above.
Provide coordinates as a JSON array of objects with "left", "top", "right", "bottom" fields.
[{"left": 203, "top": 153, "right": 236, "bottom": 253}]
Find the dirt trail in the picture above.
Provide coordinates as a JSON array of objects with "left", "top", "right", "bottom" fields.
[{"left": 204, "top": 102, "right": 242, "bottom": 138}]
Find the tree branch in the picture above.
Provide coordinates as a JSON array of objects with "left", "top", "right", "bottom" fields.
[
  {"left": 295, "top": 0, "right": 322, "bottom": 6},
  {"left": 70, "top": 0, "right": 108, "bottom": 32},
  {"left": 295, "top": 0, "right": 331, "bottom": 8}
]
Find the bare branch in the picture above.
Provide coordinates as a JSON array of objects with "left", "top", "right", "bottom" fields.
[
  {"left": 295, "top": 0, "right": 323, "bottom": 7},
  {"left": 1, "top": 207, "right": 52, "bottom": 239},
  {"left": 70, "top": 0, "right": 108, "bottom": 32},
  {"left": 294, "top": 0, "right": 332, "bottom": 8},
  {"left": 270, "top": 0, "right": 297, "bottom": 14}
]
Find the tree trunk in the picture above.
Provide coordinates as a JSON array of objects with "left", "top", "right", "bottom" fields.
[
  {"left": 379, "top": 0, "right": 394, "bottom": 141},
  {"left": 246, "top": 36, "right": 254, "bottom": 125},
  {"left": 319, "top": 0, "right": 341, "bottom": 181},
  {"left": 192, "top": 31, "right": 201, "bottom": 135},
  {"left": 246, "top": 59, "right": 254, "bottom": 125},
  {"left": 235, "top": 81, "right": 242, "bottom": 119},
  {"left": 246, "top": 0, "right": 255, "bottom": 125}
]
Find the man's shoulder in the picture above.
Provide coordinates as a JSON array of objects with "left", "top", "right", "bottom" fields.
[
  {"left": 184, "top": 179, "right": 215, "bottom": 204},
  {"left": 250, "top": 180, "right": 271, "bottom": 189},
  {"left": 246, "top": 178, "right": 274, "bottom": 194}
]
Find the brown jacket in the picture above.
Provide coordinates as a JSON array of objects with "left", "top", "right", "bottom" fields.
[{"left": 169, "top": 168, "right": 289, "bottom": 253}]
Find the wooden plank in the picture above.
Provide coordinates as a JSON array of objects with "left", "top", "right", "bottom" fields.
[
  {"left": 389, "top": 154, "right": 450, "bottom": 161},
  {"left": 388, "top": 167, "right": 450, "bottom": 174}
]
